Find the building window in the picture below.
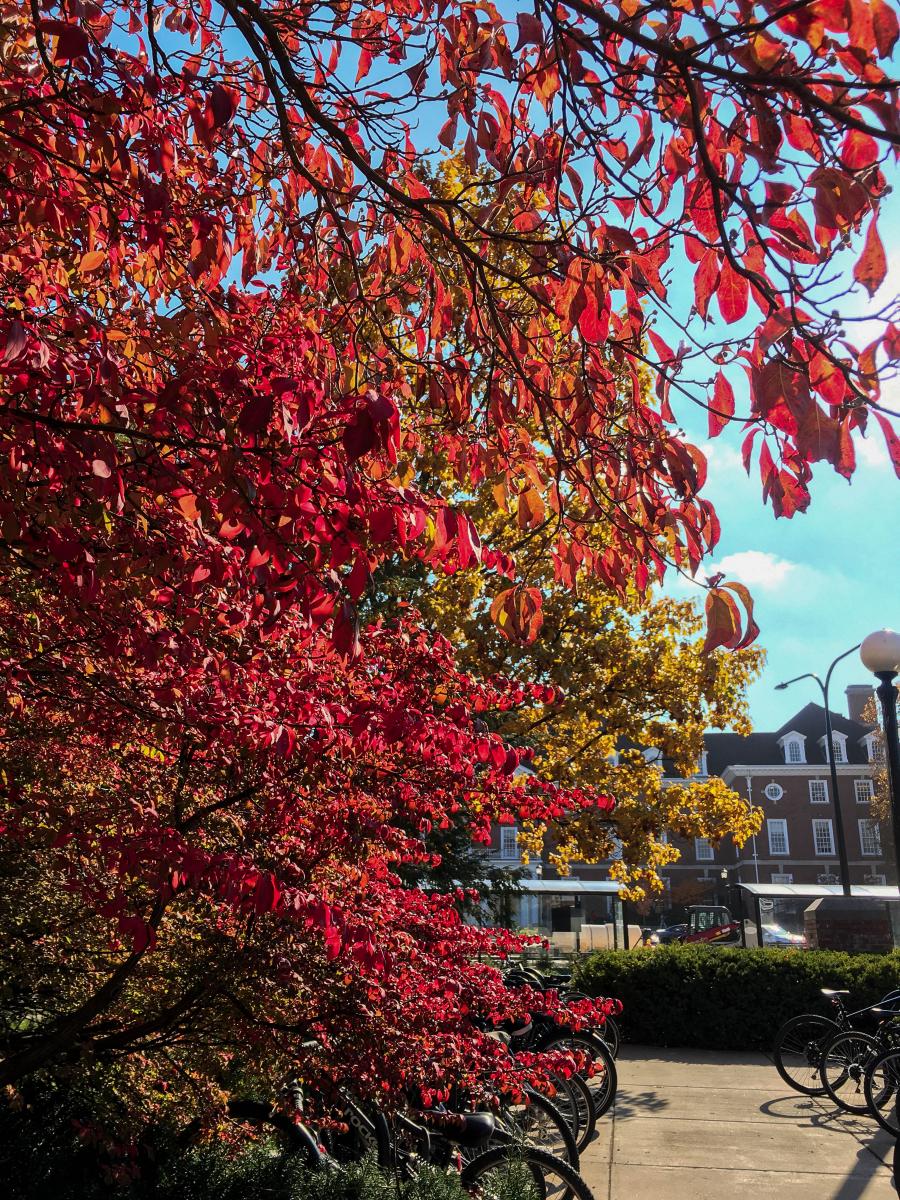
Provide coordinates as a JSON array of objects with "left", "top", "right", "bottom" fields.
[
  {"left": 767, "top": 819, "right": 789, "bottom": 855},
  {"left": 785, "top": 738, "right": 804, "bottom": 764},
  {"left": 697, "top": 751, "right": 709, "bottom": 776},
  {"left": 812, "top": 819, "right": 835, "bottom": 856},
  {"left": 831, "top": 736, "right": 847, "bottom": 763},
  {"left": 855, "top": 779, "right": 875, "bottom": 805},
  {"left": 771, "top": 872, "right": 794, "bottom": 884},
  {"left": 764, "top": 783, "right": 784, "bottom": 802},
  {"left": 865, "top": 735, "right": 885, "bottom": 763},
  {"left": 499, "top": 825, "right": 519, "bottom": 859},
  {"left": 809, "top": 779, "right": 829, "bottom": 804},
  {"left": 859, "top": 819, "right": 882, "bottom": 857},
  {"left": 695, "top": 837, "right": 714, "bottom": 861}
]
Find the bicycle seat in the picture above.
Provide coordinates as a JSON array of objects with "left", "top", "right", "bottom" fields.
[
  {"left": 821, "top": 989, "right": 850, "bottom": 997},
  {"left": 417, "top": 1110, "right": 496, "bottom": 1148}
]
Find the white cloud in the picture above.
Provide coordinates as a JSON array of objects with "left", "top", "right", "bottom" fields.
[
  {"left": 855, "top": 432, "right": 890, "bottom": 470},
  {"left": 696, "top": 439, "right": 744, "bottom": 479},
  {"left": 706, "top": 550, "right": 798, "bottom": 591}
]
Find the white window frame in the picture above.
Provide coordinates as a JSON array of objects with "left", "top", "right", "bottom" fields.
[
  {"left": 764, "top": 783, "right": 784, "bottom": 802},
  {"left": 831, "top": 734, "right": 847, "bottom": 764},
  {"left": 812, "top": 818, "right": 835, "bottom": 856},
  {"left": 771, "top": 872, "right": 794, "bottom": 884},
  {"left": 499, "top": 825, "right": 519, "bottom": 859},
  {"left": 863, "top": 734, "right": 883, "bottom": 763},
  {"left": 808, "top": 779, "right": 829, "bottom": 804},
  {"left": 694, "top": 837, "right": 714, "bottom": 862},
  {"left": 854, "top": 779, "right": 875, "bottom": 805},
  {"left": 784, "top": 737, "right": 805, "bottom": 764},
  {"left": 859, "top": 819, "right": 882, "bottom": 857},
  {"left": 767, "top": 818, "right": 789, "bottom": 856},
  {"left": 777, "top": 731, "right": 806, "bottom": 763}
]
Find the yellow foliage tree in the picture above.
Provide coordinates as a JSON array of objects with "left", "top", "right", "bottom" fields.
[{"left": 357, "top": 155, "right": 765, "bottom": 898}]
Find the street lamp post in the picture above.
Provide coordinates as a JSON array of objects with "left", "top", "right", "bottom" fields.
[
  {"left": 776, "top": 642, "right": 861, "bottom": 898},
  {"left": 860, "top": 630, "right": 900, "bottom": 878}
]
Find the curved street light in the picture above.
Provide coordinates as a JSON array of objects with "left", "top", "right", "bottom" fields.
[
  {"left": 775, "top": 642, "right": 861, "bottom": 897},
  {"left": 860, "top": 630, "right": 900, "bottom": 881}
]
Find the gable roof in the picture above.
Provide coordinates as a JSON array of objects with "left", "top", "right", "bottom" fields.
[{"left": 705, "top": 700, "right": 875, "bottom": 771}]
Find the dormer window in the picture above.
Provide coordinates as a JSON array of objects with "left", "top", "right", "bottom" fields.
[
  {"left": 778, "top": 732, "right": 806, "bottom": 764},
  {"left": 819, "top": 732, "right": 847, "bottom": 764},
  {"left": 862, "top": 734, "right": 883, "bottom": 763},
  {"left": 698, "top": 750, "right": 709, "bottom": 777}
]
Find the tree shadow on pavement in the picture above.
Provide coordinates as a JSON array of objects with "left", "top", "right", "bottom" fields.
[{"left": 613, "top": 1088, "right": 670, "bottom": 1118}]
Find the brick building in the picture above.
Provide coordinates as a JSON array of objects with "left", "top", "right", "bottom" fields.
[
  {"left": 486, "top": 683, "right": 893, "bottom": 928},
  {"left": 663, "top": 685, "right": 893, "bottom": 902}
]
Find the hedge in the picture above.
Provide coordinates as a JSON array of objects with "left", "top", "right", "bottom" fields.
[{"left": 573, "top": 945, "right": 900, "bottom": 1051}]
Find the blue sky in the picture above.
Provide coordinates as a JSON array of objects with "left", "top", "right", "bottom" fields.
[
  {"left": 669, "top": 415, "right": 898, "bottom": 731},
  {"left": 664, "top": 227, "right": 900, "bottom": 733}
]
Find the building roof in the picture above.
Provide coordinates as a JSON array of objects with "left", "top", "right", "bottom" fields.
[
  {"left": 705, "top": 701, "right": 875, "bottom": 772},
  {"left": 737, "top": 882, "right": 900, "bottom": 901},
  {"left": 517, "top": 879, "right": 621, "bottom": 895}
]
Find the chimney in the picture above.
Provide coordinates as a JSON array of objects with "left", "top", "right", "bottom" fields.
[{"left": 846, "top": 683, "right": 875, "bottom": 724}]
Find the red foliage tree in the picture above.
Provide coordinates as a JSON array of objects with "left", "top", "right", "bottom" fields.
[{"left": 0, "top": 0, "right": 897, "bottom": 1112}]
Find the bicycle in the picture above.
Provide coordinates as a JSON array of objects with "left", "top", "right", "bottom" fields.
[
  {"left": 820, "top": 1007, "right": 900, "bottom": 1115},
  {"left": 772, "top": 987, "right": 900, "bottom": 1096}
]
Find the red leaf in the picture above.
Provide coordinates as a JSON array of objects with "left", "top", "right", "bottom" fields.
[
  {"left": 490, "top": 586, "right": 544, "bottom": 645},
  {"left": 693, "top": 250, "right": 719, "bottom": 320},
  {"left": 708, "top": 372, "right": 735, "bottom": 438},
  {"left": 1, "top": 319, "right": 27, "bottom": 365},
  {"left": 356, "top": 48, "right": 373, "bottom": 83},
  {"left": 716, "top": 261, "right": 749, "bottom": 323},
  {"left": 854, "top": 218, "right": 887, "bottom": 297},
  {"left": 873, "top": 0, "right": 900, "bottom": 55},
  {"left": 39, "top": 20, "right": 90, "bottom": 62},
  {"left": 252, "top": 872, "right": 281, "bottom": 914},
  {"left": 841, "top": 130, "right": 879, "bottom": 170},
  {"left": 238, "top": 393, "right": 274, "bottom": 435},
  {"left": 874, "top": 412, "right": 900, "bottom": 478},
  {"left": 720, "top": 581, "right": 760, "bottom": 650},
  {"left": 342, "top": 408, "right": 377, "bottom": 461},
  {"left": 210, "top": 84, "right": 240, "bottom": 128},
  {"left": 703, "top": 588, "right": 740, "bottom": 654},
  {"left": 515, "top": 12, "right": 544, "bottom": 48}
]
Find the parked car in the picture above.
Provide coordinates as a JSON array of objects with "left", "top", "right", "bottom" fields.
[
  {"left": 761, "top": 922, "right": 807, "bottom": 948},
  {"left": 647, "top": 922, "right": 688, "bottom": 945}
]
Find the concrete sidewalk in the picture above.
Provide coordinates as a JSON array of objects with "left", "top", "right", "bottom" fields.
[{"left": 580, "top": 1045, "right": 896, "bottom": 1200}]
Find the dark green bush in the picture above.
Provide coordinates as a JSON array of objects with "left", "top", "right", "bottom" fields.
[
  {"left": 573, "top": 945, "right": 900, "bottom": 1051},
  {"left": 0, "top": 1080, "right": 476, "bottom": 1200}
]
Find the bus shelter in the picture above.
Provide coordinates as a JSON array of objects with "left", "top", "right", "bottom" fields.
[
  {"left": 512, "top": 878, "right": 630, "bottom": 948},
  {"left": 733, "top": 881, "right": 900, "bottom": 947}
]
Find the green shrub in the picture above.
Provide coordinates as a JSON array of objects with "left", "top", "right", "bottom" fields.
[
  {"left": 0, "top": 1081, "right": 477, "bottom": 1200},
  {"left": 573, "top": 945, "right": 900, "bottom": 1051}
]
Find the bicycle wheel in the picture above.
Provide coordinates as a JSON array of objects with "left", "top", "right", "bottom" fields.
[
  {"left": 821, "top": 1030, "right": 880, "bottom": 1114},
  {"left": 539, "top": 1033, "right": 617, "bottom": 1120},
  {"left": 499, "top": 1092, "right": 579, "bottom": 1170},
  {"left": 598, "top": 1016, "right": 620, "bottom": 1060},
  {"left": 461, "top": 1143, "right": 594, "bottom": 1200},
  {"left": 545, "top": 1071, "right": 596, "bottom": 1154},
  {"left": 772, "top": 1014, "right": 838, "bottom": 1096},
  {"left": 863, "top": 1047, "right": 900, "bottom": 1135}
]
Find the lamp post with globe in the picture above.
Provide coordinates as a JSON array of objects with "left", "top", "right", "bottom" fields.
[{"left": 859, "top": 630, "right": 900, "bottom": 877}]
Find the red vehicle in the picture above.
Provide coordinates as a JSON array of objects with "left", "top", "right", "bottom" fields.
[{"left": 681, "top": 905, "right": 742, "bottom": 946}]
